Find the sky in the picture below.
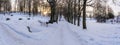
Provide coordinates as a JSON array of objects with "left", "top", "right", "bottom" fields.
[
  {"left": 107, "top": 0, "right": 120, "bottom": 15},
  {"left": 11, "top": 0, "right": 15, "bottom": 11}
]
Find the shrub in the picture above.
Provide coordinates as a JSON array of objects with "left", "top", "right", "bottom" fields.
[
  {"left": 6, "top": 18, "right": 10, "bottom": 21},
  {"left": 11, "top": 15, "right": 13, "bottom": 16},
  {"left": 19, "top": 18, "right": 22, "bottom": 20},
  {"left": 27, "top": 18, "right": 30, "bottom": 20},
  {"left": 95, "top": 15, "right": 107, "bottom": 23},
  {"left": 107, "top": 13, "right": 115, "bottom": 19}
]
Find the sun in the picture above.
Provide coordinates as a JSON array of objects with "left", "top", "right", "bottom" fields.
[{"left": 43, "top": 11, "right": 48, "bottom": 15}]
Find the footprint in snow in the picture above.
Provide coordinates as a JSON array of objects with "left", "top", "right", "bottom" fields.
[
  {"left": 114, "top": 33, "right": 117, "bottom": 34},
  {"left": 90, "top": 38, "right": 94, "bottom": 41}
]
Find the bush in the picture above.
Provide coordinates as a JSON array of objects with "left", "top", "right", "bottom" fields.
[
  {"left": 6, "top": 18, "right": 10, "bottom": 21},
  {"left": 107, "top": 13, "right": 115, "bottom": 19},
  {"left": 95, "top": 13, "right": 115, "bottom": 23},
  {"left": 11, "top": 15, "right": 13, "bottom": 16},
  {"left": 27, "top": 18, "right": 30, "bottom": 20},
  {"left": 95, "top": 15, "right": 107, "bottom": 23},
  {"left": 19, "top": 18, "right": 22, "bottom": 20}
]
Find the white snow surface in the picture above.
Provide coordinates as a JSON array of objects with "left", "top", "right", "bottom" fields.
[{"left": 0, "top": 13, "right": 120, "bottom": 45}]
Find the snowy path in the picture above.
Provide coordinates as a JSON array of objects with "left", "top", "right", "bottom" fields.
[
  {"left": 58, "top": 21, "right": 82, "bottom": 45},
  {"left": 0, "top": 21, "right": 82, "bottom": 45},
  {"left": 0, "top": 18, "right": 120, "bottom": 45}
]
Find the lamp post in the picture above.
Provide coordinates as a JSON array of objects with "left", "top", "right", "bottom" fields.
[{"left": 47, "top": 0, "right": 57, "bottom": 23}]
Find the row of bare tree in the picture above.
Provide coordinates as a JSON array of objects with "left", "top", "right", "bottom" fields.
[
  {"left": 0, "top": 0, "right": 11, "bottom": 12},
  {"left": 14, "top": 0, "right": 89, "bottom": 29},
  {"left": 0, "top": 0, "right": 118, "bottom": 29},
  {"left": 45, "top": 0, "right": 88, "bottom": 29}
]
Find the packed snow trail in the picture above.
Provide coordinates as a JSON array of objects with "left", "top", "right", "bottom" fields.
[
  {"left": 0, "top": 21, "right": 82, "bottom": 45},
  {"left": 0, "top": 13, "right": 120, "bottom": 45},
  {"left": 0, "top": 20, "right": 120, "bottom": 45},
  {"left": 58, "top": 21, "right": 82, "bottom": 45}
]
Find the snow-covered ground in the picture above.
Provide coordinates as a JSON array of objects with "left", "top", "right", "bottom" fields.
[{"left": 0, "top": 13, "right": 120, "bottom": 45}]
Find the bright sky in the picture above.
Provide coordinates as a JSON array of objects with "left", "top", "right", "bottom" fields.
[
  {"left": 11, "top": 0, "right": 15, "bottom": 11},
  {"left": 108, "top": 0, "right": 120, "bottom": 15}
]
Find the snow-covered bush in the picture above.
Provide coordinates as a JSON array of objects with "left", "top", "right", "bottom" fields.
[
  {"left": 11, "top": 15, "right": 13, "bottom": 16},
  {"left": 95, "top": 15, "right": 107, "bottom": 23},
  {"left": 27, "top": 18, "right": 30, "bottom": 20},
  {"left": 95, "top": 13, "right": 115, "bottom": 23},
  {"left": 19, "top": 18, "right": 22, "bottom": 20},
  {"left": 106, "top": 19, "right": 116, "bottom": 24},
  {"left": 6, "top": 18, "right": 10, "bottom": 21},
  {"left": 107, "top": 13, "right": 115, "bottom": 19}
]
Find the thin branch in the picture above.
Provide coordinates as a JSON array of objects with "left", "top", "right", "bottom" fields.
[{"left": 87, "top": 0, "right": 93, "bottom": 3}]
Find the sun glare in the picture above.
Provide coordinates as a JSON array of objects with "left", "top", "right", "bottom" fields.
[
  {"left": 43, "top": 11, "right": 49, "bottom": 16},
  {"left": 11, "top": 0, "right": 15, "bottom": 11}
]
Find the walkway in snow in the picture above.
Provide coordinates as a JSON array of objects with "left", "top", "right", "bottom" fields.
[
  {"left": 0, "top": 13, "right": 120, "bottom": 45},
  {"left": 0, "top": 21, "right": 82, "bottom": 45}
]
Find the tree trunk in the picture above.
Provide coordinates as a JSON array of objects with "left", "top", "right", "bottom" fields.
[
  {"left": 28, "top": 0, "right": 31, "bottom": 16},
  {"left": 82, "top": 0, "right": 87, "bottom": 29},
  {"left": 47, "top": 0, "right": 57, "bottom": 23},
  {"left": 74, "top": 0, "right": 77, "bottom": 25},
  {"left": 77, "top": 0, "right": 81, "bottom": 26}
]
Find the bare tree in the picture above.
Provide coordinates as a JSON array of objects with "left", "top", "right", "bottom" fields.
[
  {"left": 47, "top": 0, "right": 57, "bottom": 23},
  {"left": 32, "top": 0, "right": 39, "bottom": 15},
  {"left": 0, "top": 0, "right": 11, "bottom": 13},
  {"left": 82, "top": 0, "right": 87, "bottom": 29}
]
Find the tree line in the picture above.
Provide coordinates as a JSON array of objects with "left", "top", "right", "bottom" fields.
[
  {"left": 0, "top": 0, "right": 11, "bottom": 13},
  {"left": 0, "top": 0, "right": 117, "bottom": 29}
]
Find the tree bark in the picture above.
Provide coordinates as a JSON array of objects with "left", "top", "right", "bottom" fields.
[
  {"left": 83, "top": 0, "right": 87, "bottom": 29},
  {"left": 77, "top": 0, "right": 81, "bottom": 26}
]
